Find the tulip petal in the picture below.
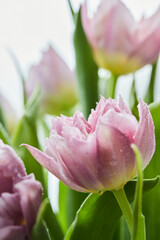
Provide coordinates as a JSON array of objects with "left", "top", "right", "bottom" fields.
[
  {"left": 14, "top": 174, "right": 42, "bottom": 235},
  {"left": 49, "top": 134, "right": 103, "bottom": 192},
  {"left": 0, "top": 192, "right": 25, "bottom": 239},
  {"left": 96, "top": 118, "right": 135, "bottom": 190},
  {"left": 0, "top": 193, "right": 22, "bottom": 228},
  {"left": 22, "top": 144, "right": 59, "bottom": 178},
  {"left": 132, "top": 8, "right": 160, "bottom": 64},
  {"left": 0, "top": 226, "right": 25, "bottom": 240},
  {"left": 81, "top": 2, "right": 96, "bottom": 47},
  {"left": 134, "top": 99, "right": 155, "bottom": 168},
  {"left": 23, "top": 143, "right": 85, "bottom": 192},
  {"left": 0, "top": 140, "right": 26, "bottom": 180},
  {"left": 96, "top": 0, "right": 136, "bottom": 52},
  {"left": 103, "top": 109, "right": 138, "bottom": 143},
  {"left": 118, "top": 95, "right": 132, "bottom": 114}
]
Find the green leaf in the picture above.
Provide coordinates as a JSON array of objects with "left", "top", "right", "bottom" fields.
[
  {"left": 64, "top": 177, "right": 159, "bottom": 240},
  {"left": 43, "top": 199, "right": 64, "bottom": 240},
  {"left": 0, "top": 122, "right": 11, "bottom": 145},
  {"left": 31, "top": 219, "right": 51, "bottom": 240},
  {"left": 58, "top": 182, "right": 68, "bottom": 233},
  {"left": 113, "top": 176, "right": 159, "bottom": 240},
  {"left": 142, "top": 100, "right": 160, "bottom": 239},
  {"left": 74, "top": 8, "right": 99, "bottom": 119},
  {"left": 131, "top": 145, "right": 145, "bottom": 240},
  {"left": 12, "top": 88, "right": 47, "bottom": 198},
  {"left": 144, "top": 60, "right": 158, "bottom": 104},
  {"left": 129, "top": 77, "right": 139, "bottom": 119},
  {"left": 107, "top": 74, "right": 118, "bottom": 99},
  {"left": 67, "top": 0, "right": 76, "bottom": 23},
  {"left": 31, "top": 199, "right": 64, "bottom": 240},
  {"left": 58, "top": 182, "right": 88, "bottom": 234},
  {"left": 31, "top": 199, "right": 51, "bottom": 240}
]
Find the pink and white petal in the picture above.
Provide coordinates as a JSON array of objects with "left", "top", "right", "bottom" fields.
[
  {"left": 132, "top": 29, "right": 160, "bottom": 65},
  {"left": 118, "top": 95, "right": 132, "bottom": 114},
  {"left": 101, "top": 0, "right": 136, "bottom": 52},
  {"left": 22, "top": 144, "right": 59, "bottom": 179},
  {"left": 0, "top": 226, "right": 25, "bottom": 240},
  {"left": 88, "top": 96, "right": 107, "bottom": 131},
  {"left": 52, "top": 135, "right": 101, "bottom": 192},
  {"left": 134, "top": 99, "right": 155, "bottom": 169},
  {"left": 102, "top": 109, "right": 138, "bottom": 143},
  {"left": 0, "top": 193, "right": 22, "bottom": 228},
  {"left": 138, "top": 7, "right": 160, "bottom": 41},
  {"left": 23, "top": 143, "right": 85, "bottom": 192},
  {"left": 96, "top": 119, "right": 136, "bottom": 190},
  {"left": 0, "top": 140, "right": 26, "bottom": 180},
  {"left": 73, "top": 111, "right": 91, "bottom": 135},
  {"left": 81, "top": 2, "right": 96, "bottom": 47},
  {"left": 45, "top": 136, "right": 86, "bottom": 192},
  {"left": 0, "top": 176, "right": 12, "bottom": 195},
  {"left": 14, "top": 174, "right": 42, "bottom": 235}
]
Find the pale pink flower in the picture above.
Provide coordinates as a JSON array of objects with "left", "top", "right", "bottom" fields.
[
  {"left": 25, "top": 45, "right": 77, "bottom": 115},
  {"left": 24, "top": 97, "right": 155, "bottom": 193},
  {"left": 0, "top": 140, "right": 42, "bottom": 239},
  {"left": 81, "top": 0, "right": 160, "bottom": 75}
]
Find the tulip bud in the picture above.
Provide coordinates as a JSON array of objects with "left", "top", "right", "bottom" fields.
[
  {"left": 24, "top": 96, "right": 155, "bottom": 193},
  {"left": 81, "top": 0, "right": 160, "bottom": 75},
  {"left": 0, "top": 140, "right": 42, "bottom": 239},
  {"left": 0, "top": 93, "right": 17, "bottom": 134},
  {"left": 25, "top": 45, "right": 77, "bottom": 115}
]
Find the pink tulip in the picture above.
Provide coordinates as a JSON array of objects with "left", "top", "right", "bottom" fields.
[
  {"left": 24, "top": 96, "right": 155, "bottom": 193},
  {"left": 25, "top": 45, "right": 77, "bottom": 115},
  {"left": 81, "top": 0, "right": 160, "bottom": 75},
  {"left": 0, "top": 140, "right": 42, "bottom": 239}
]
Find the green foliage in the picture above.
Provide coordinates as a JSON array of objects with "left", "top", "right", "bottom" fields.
[
  {"left": 31, "top": 199, "right": 63, "bottom": 240},
  {"left": 12, "top": 88, "right": 47, "bottom": 198},
  {"left": 144, "top": 61, "right": 158, "bottom": 104},
  {"left": 0, "top": 122, "right": 11, "bottom": 145},
  {"left": 129, "top": 77, "right": 139, "bottom": 120},
  {"left": 64, "top": 177, "right": 159, "bottom": 240},
  {"left": 58, "top": 182, "right": 88, "bottom": 234},
  {"left": 132, "top": 145, "right": 145, "bottom": 240},
  {"left": 74, "top": 9, "right": 99, "bottom": 119},
  {"left": 142, "top": 100, "right": 160, "bottom": 240}
]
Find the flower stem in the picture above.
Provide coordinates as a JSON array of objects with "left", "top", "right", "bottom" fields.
[
  {"left": 144, "top": 60, "right": 158, "bottom": 104},
  {"left": 113, "top": 188, "right": 133, "bottom": 235},
  {"left": 108, "top": 74, "right": 118, "bottom": 99},
  {"left": 131, "top": 144, "right": 146, "bottom": 240}
]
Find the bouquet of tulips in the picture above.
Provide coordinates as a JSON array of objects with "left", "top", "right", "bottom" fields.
[{"left": 1, "top": 0, "right": 160, "bottom": 239}]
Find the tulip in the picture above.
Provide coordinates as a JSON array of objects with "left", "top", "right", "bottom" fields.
[
  {"left": 25, "top": 45, "right": 77, "bottom": 115},
  {"left": 0, "top": 93, "right": 17, "bottom": 134},
  {"left": 24, "top": 96, "right": 155, "bottom": 193},
  {"left": 0, "top": 140, "right": 42, "bottom": 240},
  {"left": 81, "top": 0, "right": 160, "bottom": 75}
]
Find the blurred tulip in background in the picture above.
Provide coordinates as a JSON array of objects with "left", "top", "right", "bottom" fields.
[
  {"left": 25, "top": 45, "right": 78, "bottom": 115},
  {"left": 81, "top": 0, "right": 160, "bottom": 75},
  {"left": 0, "top": 93, "right": 17, "bottom": 134}
]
